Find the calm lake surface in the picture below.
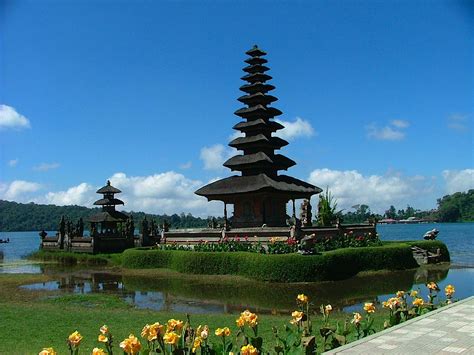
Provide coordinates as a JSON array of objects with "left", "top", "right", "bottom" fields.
[{"left": 1, "top": 223, "right": 473, "bottom": 314}]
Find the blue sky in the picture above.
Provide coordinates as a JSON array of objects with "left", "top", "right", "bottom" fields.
[{"left": 0, "top": 0, "right": 472, "bottom": 216}]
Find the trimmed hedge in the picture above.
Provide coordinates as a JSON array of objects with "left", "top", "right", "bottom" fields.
[
  {"left": 28, "top": 250, "right": 122, "bottom": 266},
  {"left": 122, "top": 240, "right": 450, "bottom": 282}
]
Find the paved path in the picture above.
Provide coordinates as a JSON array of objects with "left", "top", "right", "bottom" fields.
[{"left": 325, "top": 296, "right": 474, "bottom": 354}]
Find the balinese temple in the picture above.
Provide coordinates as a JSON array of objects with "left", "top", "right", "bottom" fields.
[
  {"left": 196, "top": 46, "right": 322, "bottom": 228},
  {"left": 89, "top": 180, "right": 129, "bottom": 235}
]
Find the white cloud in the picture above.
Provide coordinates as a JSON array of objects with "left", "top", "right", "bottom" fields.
[
  {"left": 179, "top": 161, "right": 192, "bottom": 169},
  {"left": 442, "top": 169, "right": 474, "bottom": 194},
  {"left": 366, "top": 119, "right": 410, "bottom": 141},
  {"left": 391, "top": 119, "right": 410, "bottom": 128},
  {"left": 275, "top": 117, "right": 315, "bottom": 141},
  {"left": 308, "top": 168, "right": 434, "bottom": 213},
  {"left": 33, "top": 162, "right": 60, "bottom": 172},
  {"left": 200, "top": 144, "right": 234, "bottom": 170},
  {"left": 108, "top": 172, "right": 222, "bottom": 216},
  {"left": 1, "top": 180, "right": 42, "bottom": 200},
  {"left": 447, "top": 114, "right": 470, "bottom": 132},
  {"left": 42, "top": 183, "right": 95, "bottom": 206},
  {"left": 8, "top": 159, "right": 19, "bottom": 167},
  {"left": 0, "top": 105, "right": 31, "bottom": 130}
]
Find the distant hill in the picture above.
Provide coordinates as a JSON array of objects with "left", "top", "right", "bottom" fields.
[{"left": 0, "top": 200, "right": 210, "bottom": 232}]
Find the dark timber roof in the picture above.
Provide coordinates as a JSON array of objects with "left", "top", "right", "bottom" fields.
[
  {"left": 88, "top": 210, "right": 129, "bottom": 223},
  {"left": 93, "top": 198, "right": 125, "bottom": 206},
  {"left": 96, "top": 180, "right": 121, "bottom": 194},
  {"left": 195, "top": 45, "right": 321, "bottom": 201}
]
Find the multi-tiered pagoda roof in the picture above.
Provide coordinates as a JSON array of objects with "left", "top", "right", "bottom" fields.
[
  {"left": 89, "top": 180, "right": 128, "bottom": 223},
  {"left": 196, "top": 46, "right": 321, "bottom": 227}
]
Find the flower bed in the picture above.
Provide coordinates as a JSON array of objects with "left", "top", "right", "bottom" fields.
[{"left": 38, "top": 282, "right": 457, "bottom": 354}]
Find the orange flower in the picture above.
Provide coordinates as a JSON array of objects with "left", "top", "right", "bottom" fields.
[
  {"left": 163, "top": 331, "right": 180, "bottom": 346},
  {"left": 445, "top": 284, "right": 455, "bottom": 297},
  {"left": 290, "top": 310, "right": 304, "bottom": 324},
  {"left": 119, "top": 334, "right": 141, "bottom": 355},
  {"left": 99, "top": 325, "right": 109, "bottom": 335},
  {"left": 241, "top": 344, "right": 258, "bottom": 355},
  {"left": 396, "top": 291, "right": 405, "bottom": 298},
  {"left": 98, "top": 334, "right": 108, "bottom": 343},
  {"left": 297, "top": 294, "right": 309, "bottom": 304},
  {"left": 92, "top": 348, "right": 106, "bottom": 355},
  {"left": 67, "top": 331, "right": 83, "bottom": 347},
  {"left": 38, "top": 348, "right": 57, "bottom": 355},
  {"left": 351, "top": 312, "right": 362, "bottom": 325},
  {"left": 236, "top": 316, "right": 245, "bottom": 328},
  {"left": 167, "top": 319, "right": 184, "bottom": 332},
  {"left": 363, "top": 303, "right": 375, "bottom": 313},
  {"left": 215, "top": 327, "right": 231, "bottom": 337},
  {"left": 427, "top": 282, "right": 440, "bottom": 291},
  {"left": 413, "top": 298, "right": 424, "bottom": 307}
]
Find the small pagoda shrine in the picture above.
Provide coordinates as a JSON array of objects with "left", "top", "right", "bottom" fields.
[
  {"left": 89, "top": 180, "right": 129, "bottom": 235},
  {"left": 196, "top": 46, "right": 322, "bottom": 228}
]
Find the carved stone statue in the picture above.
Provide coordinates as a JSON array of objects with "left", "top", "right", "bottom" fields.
[
  {"left": 300, "top": 199, "right": 313, "bottom": 227},
  {"left": 298, "top": 233, "right": 316, "bottom": 255}
]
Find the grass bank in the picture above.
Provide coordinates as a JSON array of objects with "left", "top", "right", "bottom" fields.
[
  {"left": 28, "top": 250, "right": 122, "bottom": 266},
  {"left": 122, "top": 240, "right": 450, "bottom": 282}
]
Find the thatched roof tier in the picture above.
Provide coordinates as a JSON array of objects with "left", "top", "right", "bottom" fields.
[
  {"left": 233, "top": 119, "right": 284, "bottom": 133},
  {"left": 237, "top": 93, "right": 277, "bottom": 106},
  {"left": 241, "top": 72, "right": 272, "bottom": 83},
  {"left": 234, "top": 105, "right": 282, "bottom": 119},
  {"left": 96, "top": 180, "right": 121, "bottom": 194},
  {"left": 88, "top": 210, "right": 128, "bottom": 223},
  {"left": 196, "top": 174, "right": 321, "bottom": 200},
  {"left": 243, "top": 64, "right": 270, "bottom": 74},
  {"left": 93, "top": 198, "right": 125, "bottom": 206},
  {"left": 246, "top": 46, "right": 267, "bottom": 57},
  {"left": 244, "top": 57, "right": 268, "bottom": 65},
  {"left": 239, "top": 82, "right": 275, "bottom": 94},
  {"left": 229, "top": 134, "right": 288, "bottom": 150},
  {"left": 223, "top": 153, "right": 295, "bottom": 171}
]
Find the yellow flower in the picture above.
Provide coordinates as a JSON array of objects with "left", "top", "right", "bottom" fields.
[
  {"left": 99, "top": 325, "right": 109, "bottom": 335},
  {"left": 324, "top": 304, "right": 333, "bottom": 314},
  {"left": 215, "top": 327, "right": 231, "bottom": 337},
  {"left": 167, "top": 319, "right": 184, "bottom": 332},
  {"left": 427, "top": 282, "right": 440, "bottom": 291},
  {"left": 142, "top": 322, "right": 165, "bottom": 341},
  {"left": 238, "top": 310, "right": 258, "bottom": 327},
  {"left": 363, "top": 303, "right": 375, "bottom": 313},
  {"left": 192, "top": 336, "right": 202, "bottom": 352},
  {"left": 68, "top": 331, "right": 83, "bottom": 347},
  {"left": 396, "top": 291, "right": 405, "bottom": 298},
  {"left": 410, "top": 290, "right": 418, "bottom": 298},
  {"left": 290, "top": 310, "right": 304, "bottom": 324},
  {"left": 92, "top": 348, "right": 106, "bottom": 355},
  {"left": 163, "top": 331, "right": 180, "bottom": 346},
  {"left": 197, "top": 325, "right": 209, "bottom": 339},
  {"left": 297, "top": 294, "right": 309, "bottom": 304},
  {"left": 141, "top": 324, "right": 150, "bottom": 338},
  {"left": 120, "top": 334, "right": 141, "bottom": 355},
  {"left": 413, "top": 298, "right": 424, "bottom": 307},
  {"left": 383, "top": 297, "right": 400, "bottom": 310},
  {"left": 241, "top": 344, "right": 258, "bottom": 355},
  {"left": 98, "top": 334, "right": 108, "bottom": 343},
  {"left": 445, "top": 284, "right": 455, "bottom": 297},
  {"left": 269, "top": 237, "right": 277, "bottom": 244},
  {"left": 38, "top": 348, "right": 57, "bottom": 355},
  {"left": 351, "top": 312, "right": 362, "bottom": 325}
]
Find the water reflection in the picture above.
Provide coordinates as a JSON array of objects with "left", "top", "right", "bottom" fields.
[{"left": 20, "top": 266, "right": 464, "bottom": 315}]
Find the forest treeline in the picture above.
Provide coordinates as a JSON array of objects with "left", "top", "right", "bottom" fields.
[{"left": 0, "top": 190, "right": 472, "bottom": 231}]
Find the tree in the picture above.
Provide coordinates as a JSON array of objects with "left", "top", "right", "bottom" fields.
[
  {"left": 385, "top": 205, "right": 397, "bottom": 219},
  {"left": 317, "top": 189, "right": 339, "bottom": 227}
]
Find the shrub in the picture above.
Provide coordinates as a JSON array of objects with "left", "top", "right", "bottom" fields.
[{"left": 121, "top": 241, "right": 445, "bottom": 282}]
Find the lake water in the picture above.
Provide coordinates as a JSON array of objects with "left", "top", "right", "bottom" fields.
[{"left": 1, "top": 224, "right": 473, "bottom": 314}]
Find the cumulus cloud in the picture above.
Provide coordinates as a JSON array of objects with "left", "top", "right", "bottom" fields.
[
  {"left": 200, "top": 144, "right": 234, "bottom": 170},
  {"left": 0, "top": 105, "right": 31, "bottom": 130},
  {"left": 8, "top": 159, "right": 19, "bottom": 167},
  {"left": 33, "top": 162, "right": 60, "bottom": 172},
  {"left": 108, "top": 172, "right": 222, "bottom": 216},
  {"left": 442, "top": 169, "right": 474, "bottom": 194},
  {"left": 0, "top": 180, "right": 42, "bottom": 200},
  {"left": 308, "top": 168, "right": 434, "bottom": 213},
  {"left": 366, "top": 120, "right": 409, "bottom": 141},
  {"left": 42, "top": 183, "right": 95, "bottom": 206},
  {"left": 275, "top": 117, "right": 315, "bottom": 141},
  {"left": 447, "top": 114, "right": 470, "bottom": 132}
]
